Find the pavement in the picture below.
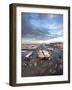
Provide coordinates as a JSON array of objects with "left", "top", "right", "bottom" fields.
[{"left": 21, "top": 44, "right": 63, "bottom": 77}]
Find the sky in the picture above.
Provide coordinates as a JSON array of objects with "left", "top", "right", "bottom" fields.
[{"left": 21, "top": 12, "right": 63, "bottom": 44}]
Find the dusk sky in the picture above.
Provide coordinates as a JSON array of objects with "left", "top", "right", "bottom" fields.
[{"left": 21, "top": 12, "right": 63, "bottom": 43}]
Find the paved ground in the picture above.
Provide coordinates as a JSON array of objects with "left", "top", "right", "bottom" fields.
[{"left": 21, "top": 44, "right": 63, "bottom": 77}]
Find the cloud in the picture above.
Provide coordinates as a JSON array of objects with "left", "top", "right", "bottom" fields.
[
  {"left": 21, "top": 12, "right": 63, "bottom": 43},
  {"left": 22, "top": 36, "right": 63, "bottom": 44},
  {"left": 47, "top": 23, "right": 63, "bottom": 30},
  {"left": 47, "top": 14, "right": 57, "bottom": 19}
]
